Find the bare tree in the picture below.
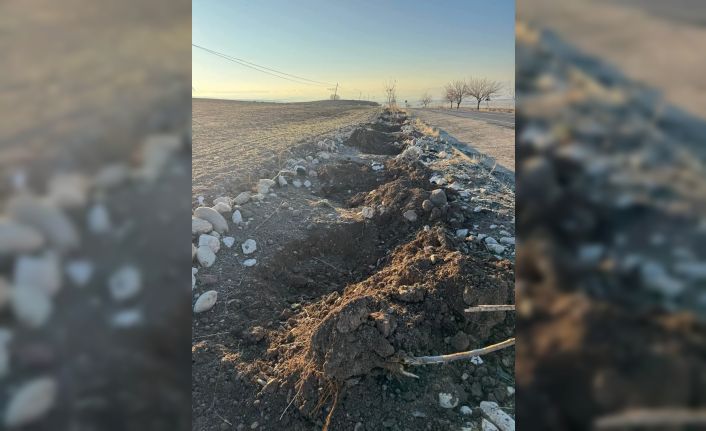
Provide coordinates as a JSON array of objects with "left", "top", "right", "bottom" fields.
[
  {"left": 329, "top": 93, "right": 340, "bottom": 100},
  {"left": 448, "top": 80, "right": 468, "bottom": 109},
  {"left": 419, "top": 92, "right": 432, "bottom": 108},
  {"left": 466, "top": 77, "right": 503, "bottom": 110},
  {"left": 443, "top": 84, "right": 455, "bottom": 109},
  {"left": 383, "top": 79, "right": 397, "bottom": 110}
]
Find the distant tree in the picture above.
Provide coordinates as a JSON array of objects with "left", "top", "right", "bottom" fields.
[
  {"left": 466, "top": 77, "right": 503, "bottom": 110},
  {"left": 383, "top": 79, "right": 397, "bottom": 109},
  {"left": 329, "top": 93, "right": 341, "bottom": 100},
  {"left": 443, "top": 85, "right": 455, "bottom": 109},
  {"left": 420, "top": 92, "right": 432, "bottom": 108},
  {"left": 447, "top": 80, "right": 469, "bottom": 109}
]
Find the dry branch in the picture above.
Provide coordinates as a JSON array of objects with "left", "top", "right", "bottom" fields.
[
  {"left": 465, "top": 304, "right": 516, "bottom": 313},
  {"left": 402, "top": 338, "right": 515, "bottom": 366}
]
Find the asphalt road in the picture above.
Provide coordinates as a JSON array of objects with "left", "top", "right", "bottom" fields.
[{"left": 425, "top": 109, "right": 515, "bottom": 128}]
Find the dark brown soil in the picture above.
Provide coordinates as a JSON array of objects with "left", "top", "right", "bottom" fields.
[{"left": 346, "top": 128, "right": 405, "bottom": 155}]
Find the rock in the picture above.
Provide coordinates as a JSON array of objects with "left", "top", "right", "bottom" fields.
[
  {"left": 277, "top": 175, "right": 288, "bottom": 186},
  {"left": 193, "top": 290, "right": 217, "bottom": 313},
  {"left": 0, "top": 219, "right": 45, "bottom": 254},
  {"left": 135, "top": 134, "right": 181, "bottom": 182},
  {"left": 456, "top": 229, "right": 469, "bottom": 238},
  {"left": 11, "top": 286, "right": 52, "bottom": 328},
  {"left": 361, "top": 207, "right": 374, "bottom": 219},
  {"left": 304, "top": 180, "right": 312, "bottom": 188},
  {"left": 421, "top": 200, "right": 434, "bottom": 212},
  {"left": 192, "top": 243, "right": 196, "bottom": 260},
  {"left": 0, "top": 278, "right": 9, "bottom": 310},
  {"left": 7, "top": 195, "right": 79, "bottom": 251},
  {"left": 14, "top": 253, "right": 61, "bottom": 297},
  {"left": 213, "top": 196, "right": 232, "bottom": 206},
  {"left": 198, "top": 234, "right": 220, "bottom": 254},
  {"left": 430, "top": 189, "right": 447, "bottom": 207},
  {"left": 232, "top": 210, "right": 243, "bottom": 224},
  {"left": 197, "top": 196, "right": 205, "bottom": 206},
  {"left": 460, "top": 406, "right": 473, "bottom": 416},
  {"left": 241, "top": 239, "right": 257, "bottom": 254},
  {"left": 438, "top": 151, "right": 448, "bottom": 158},
  {"left": 197, "top": 245, "right": 216, "bottom": 267},
  {"left": 450, "top": 331, "right": 470, "bottom": 351},
  {"left": 192, "top": 217, "right": 213, "bottom": 235},
  {"left": 354, "top": 422, "right": 364, "bottom": 431},
  {"left": 110, "top": 309, "right": 143, "bottom": 328},
  {"left": 485, "top": 237, "right": 498, "bottom": 244},
  {"left": 108, "top": 266, "right": 142, "bottom": 301},
  {"left": 292, "top": 179, "right": 302, "bottom": 188},
  {"left": 308, "top": 170, "right": 318, "bottom": 178},
  {"left": 223, "top": 237, "right": 235, "bottom": 248},
  {"left": 482, "top": 418, "right": 500, "bottom": 431},
  {"left": 233, "top": 192, "right": 251, "bottom": 205},
  {"left": 487, "top": 244, "right": 506, "bottom": 254},
  {"left": 499, "top": 237, "right": 515, "bottom": 246},
  {"left": 470, "top": 356, "right": 484, "bottom": 365},
  {"left": 3, "top": 377, "right": 57, "bottom": 427},
  {"left": 47, "top": 173, "right": 89, "bottom": 208},
  {"left": 480, "top": 401, "right": 514, "bottom": 431},
  {"left": 430, "top": 207, "right": 441, "bottom": 221},
  {"left": 87, "top": 203, "right": 111, "bottom": 234},
  {"left": 194, "top": 207, "right": 229, "bottom": 233},
  {"left": 65, "top": 260, "right": 93, "bottom": 287},
  {"left": 242, "top": 258, "right": 257, "bottom": 267},
  {"left": 507, "top": 386, "right": 515, "bottom": 396},
  {"left": 0, "top": 329, "right": 11, "bottom": 377},
  {"left": 674, "top": 261, "right": 706, "bottom": 280},
  {"left": 641, "top": 261, "right": 685, "bottom": 297},
  {"left": 403, "top": 210, "right": 418, "bottom": 222},
  {"left": 192, "top": 268, "right": 196, "bottom": 290},
  {"left": 212, "top": 202, "right": 232, "bottom": 213},
  {"left": 257, "top": 179, "right": 276, "bottom": 194},
  {"left": 295, "top": 165, "right": 307, "bottom": 176},
  {"left": 438, "top": 392, "right": 459, "bottom": 409}
]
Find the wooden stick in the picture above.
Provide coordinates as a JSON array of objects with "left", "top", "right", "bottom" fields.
[
  {"left": 594, "top": 408, "right": 706, "bottom": 429},
  {"left": 402, "top": 338, "right": 515, "bottom": 366},
  {"left": 465, "top": 304, "right": 516, "bottom": 313}
]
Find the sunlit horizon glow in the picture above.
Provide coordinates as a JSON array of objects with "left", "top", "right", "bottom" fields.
[{"left": 193, "top": 0, "right": 514, "bottom": 104}]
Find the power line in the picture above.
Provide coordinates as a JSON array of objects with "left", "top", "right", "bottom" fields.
[{"left": 192, "top": 43, "right": 336, "bottom": 87}]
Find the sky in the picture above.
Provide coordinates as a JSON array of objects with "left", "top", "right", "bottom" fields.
[{"left": 193, "top": 0, "right": 515, "bottom": 104}]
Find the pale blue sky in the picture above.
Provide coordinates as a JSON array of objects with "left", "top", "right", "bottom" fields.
[{"left": 193, "top": 0, "right": 514, "bottom": 103}]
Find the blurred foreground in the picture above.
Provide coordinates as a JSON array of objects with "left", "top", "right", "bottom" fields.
[
  {"left": 0, "top": 1, "right": 191, "bottom": 429},
  {"left": 516, "top": 1, "right": 706, "bottom": 429}
]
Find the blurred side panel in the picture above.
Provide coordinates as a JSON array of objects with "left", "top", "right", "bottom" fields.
[
  {"left": 516, "top": 0, "right": 706, "bottom": 430},
  {"left": 0, "top": 1, "right": 191, "bottom": 430}
]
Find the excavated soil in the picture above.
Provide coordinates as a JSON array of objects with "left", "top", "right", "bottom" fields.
[{"left": 192, "top": 109, "right": 516, "bottom": 431}]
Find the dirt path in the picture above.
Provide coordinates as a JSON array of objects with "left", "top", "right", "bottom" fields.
[
  {"left": 191, "top": 110, "right": 516, "bottom": 430},
  {"left": 192, "top": 99, "right": 380, "bottom": 200},
  {"left": 409, "top": 109, "right": 515, "bottom": 172}
]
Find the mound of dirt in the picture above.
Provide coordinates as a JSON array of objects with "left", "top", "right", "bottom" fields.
[
  {"left": 346, "top": 128, "right": 405, "bottom": 155},
  {"left": 269, "top": 227, "right": 514, "bottom": 419}
]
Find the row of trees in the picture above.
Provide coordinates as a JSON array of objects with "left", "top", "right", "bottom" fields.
[{"left": 419, "top": 77, "right": 503, "bottom": 110}]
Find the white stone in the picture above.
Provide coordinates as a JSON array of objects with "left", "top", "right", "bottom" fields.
[
  {"left": 470, "top": 356, "right": 484, "bottom": 365},
  {"left": 474, "top": 206, "right": 482, "bottom": 213},
  {"left": 499, "top": 237, "right": 515, "bottom": 246},
  {"left": 108, "top": 266, "right": 142, "bottom": 301},
  {"left": 223, "top": 237, "right": 235, "bottom": 248},
  {"left": 641, "top": 261, "right": 685, "bottom": 297},
  {"left": 192, "top": 216, "right": 212, "bottom": 235},
  {"left": 304, "top": 180, "right": 312, "bottom": 188},
  {"left": 487, "top": 244, "right": 506, "bottom": 254},
  {"left": 7, "top": 195, "right": 79, "bottom": 251},
  {"left": 318, "top": 151, "right": 331, "bottom": 160},
  {"left": 194, "top": 290, "right": 217, "bottom": 313},
  {"left": 438, "top": 151, "right": 448, "bottom": 158},
  {"left": 135, "top": 134, "right": 181, "bottom": 182},
  {"left": 197, "top": 245, "right": 216, "bottom": 267},
  {"left": 292, "top": 179, "right": 302, "bottom": 188},
  {"left": 243, "top": 258, "right": 257, "bottom": 267},
  {"left": 233, "top": 192, "right": 251, "bottom": 205},
  {"left": 87, "top": 203, "right": 112, "bottom": 234},
  {"left": 14, "top": 253, "right": 61, "bottom": 297},
  {"left": 213, "top": 196, "right": 232, "bottom": 206},
  {"left": 47, "top": 173, "right": 89, "bottom": 208},
  {"left": 93, "top": 163, "right": 130, "bottom": 189},
  {"left": 456, "top": 229, "right": 469, "bottom": 238},
  {"left": 232, "top": 210, "right": 243, "bottom": 224},
  {"left": 198, "top": 234, "right": 220, "bottom": 254},
  {"left": 212, "top": 202, "right": 232, "bottom": 213},
  {"left": 192, "top": 243, "right": 197, "bottom": 260},
  {"left": 257, "top": 179, "right": 276, "bottom": 194},
  {"left": 507, "top": 386, "right": 515, "bottom": 396},
  {"left": 3, "top": 377, "right": 57, "bottom": 427},
  {"left": 482, "top": 418, "right": 500, "bottom": 431},
  {"left": 192, "top": 271, "right": 196, "bottom": 290},
  {"left": 480, "top": 401, "right": 515, "bottom": 431},
  {"left": 674, "top": 261, "right": 706, "bottom": 280},
  {"left": 277, "top": 175, "right": 288, "bottom": 186},
  {"left": 484, "top": 237, "right": 498, "bottom": 244},
  {"left": 403, "top": 210, "right": 418, "bottom": 222},
  {"left": 65, "top": 260, "right": 94, "bottom": 287},
  {"left": 460, "top": 406, "right": 473, "bottom": 416},
  {"left": 11, "top": 286, "right": 52, "bottom": 328},
  {"left": 110, "top": 309, "right": 143, "bottom": 327},
  {"left": 194, "top": 207, "right": 229, "bottom": 233},
  {"left": 0, "top": 219, "right": 45, "bottom": 254},
  {"left": 197, "top": 196, "right": 205, "bottom": 205},
  {"left": 242, "top": 239, "right": 257, "bottom": 255},
  {"left": 308, "top": 170, "right": 318, "bottom": 178},
  {"left": 361, "top": 207, "right": 374, "bottom": 219},
  {"left": 438, "top": 392, "right": 459, "bottom": 409}
]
